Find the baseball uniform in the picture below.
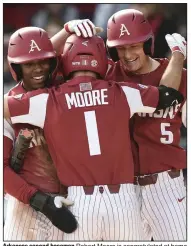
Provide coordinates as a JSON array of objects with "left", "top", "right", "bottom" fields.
[
  {"left": 7, "top": 76, "right": 159, "bottom": 240},
  {"left": 107, "top": 58, "right": 186, "bottom": 240},
  {"left": 4, "top": 82, "right": 64, "bottom": 241}
]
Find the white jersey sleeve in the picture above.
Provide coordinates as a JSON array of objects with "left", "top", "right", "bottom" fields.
[
  {"left": 181, "top": 100, "right": 186, "bottom": 127},
  {"left": 121, "top": 83, "right": 159, "bottom": 117},
  {"left": 8, "top": 92, "right": 49, "bottom": 129},
  {"left": 4, "top": 119, "right": 15, "bottom": 141}
]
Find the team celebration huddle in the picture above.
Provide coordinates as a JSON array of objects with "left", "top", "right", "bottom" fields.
[{"left": 4, "top": 7, "right": 186, "bottom": 242}]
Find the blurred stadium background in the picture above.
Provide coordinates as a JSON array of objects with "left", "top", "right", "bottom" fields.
[{"left": 3, "top": 3, "right": 187, "bottom": 199}]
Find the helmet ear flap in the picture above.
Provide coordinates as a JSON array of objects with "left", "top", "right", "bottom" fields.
[
  {"left": 11, "top": 64, "right": 22, "bottom": 81},
  {"left": 143, "top": 38, "right": 153, "bottom": 56},
  {"left": 107, "top": 46, "right": 119, "bottom": 62},
  {"left": 46, "top": 57, "right": 58, "bottom": 87},
  {"left": 49, "top": 57, "right": 58, "bottom": 74}
]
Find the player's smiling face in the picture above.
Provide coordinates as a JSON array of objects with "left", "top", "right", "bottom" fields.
[
  {"left": 20, "top": 59, "right": 51, "bottom": 91},
  {"left": 116, "top": 42, "right": 148, "bottom": 74}
]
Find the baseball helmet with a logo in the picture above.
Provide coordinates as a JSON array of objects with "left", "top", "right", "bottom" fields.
[
  {"left": 107, "top": 9, "right": 154, "bottom": 60},
  {"left": 62, "top": 34, "right": 108, "bottom": 78},
  {"left": 7, "top": 27, "right": 58, "bottom": 82}
]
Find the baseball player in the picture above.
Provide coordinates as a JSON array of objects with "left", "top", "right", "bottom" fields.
[
  {"left": 4, "top": 20, "right": 97, "bottom": 240},
  {"left": 4, "top": 34, "right": 184, "bottom": 240},
  {"left": 105, "top": 9, "right": 187, "bottom": 240}
]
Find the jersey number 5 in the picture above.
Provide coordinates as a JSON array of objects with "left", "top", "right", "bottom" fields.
[
  {"left": 160, "top": 123, "right": 173, "bottom": 144},
  {"left": 84, "top": 110, "right": 101, "bottom": 156}
]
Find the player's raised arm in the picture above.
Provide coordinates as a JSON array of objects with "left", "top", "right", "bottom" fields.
[
  {"left": 159, "top": 33, "right": 186, "bottom": 90},
  {"left": 181, "top": 100, "right": 187, "bottom": 127},
  {"left": 51, "top": 19, "right": 103, "bottom": 55},
  {"left": 121, "top": 82, "right": 184, "bottom": 117}
]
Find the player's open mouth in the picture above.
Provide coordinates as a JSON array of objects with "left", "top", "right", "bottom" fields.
[
  {"left": 32, "top": 75, "right": 45, "bottom": 82},
  {"left": 125, "top": 57, "right": 138, "bottom": 64}
]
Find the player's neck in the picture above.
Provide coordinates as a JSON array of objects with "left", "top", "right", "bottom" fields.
[
  {"left": 72, "top": 71, "right": 97, "bottom": 79},
  {"left": 134, "top": 57, "right": 160, "bottom": 75},
  {"left": 22, "top": 82, "right": 32, "bottom": 92}
]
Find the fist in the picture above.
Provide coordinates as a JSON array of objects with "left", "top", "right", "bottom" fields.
[
  {"left": 64, "top": 19, "right": 103, "bottom": 38},
  {"left": 165, "top": 33, "right": 187, "bottom": 60}
]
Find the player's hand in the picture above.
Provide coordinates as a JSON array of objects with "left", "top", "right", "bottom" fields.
[
  {"left": 64, "top": 19, "right": 103, "bottom": 38},
  {"left": 165, "top": 33, "right": 187, "bottom": 60},
  {"left": 54, "top": 196, "right": 74, "bottom": 208},
  {"left": 30, "top": 191, "right": 78, "bottom": 233}
]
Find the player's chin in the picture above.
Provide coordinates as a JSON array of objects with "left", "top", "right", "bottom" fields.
[
  {"left": 32, "top": 81, "right": 46, "bottom": 89},
  {"left": 123, "top": 61, "right": 141, "bottom": 73}
]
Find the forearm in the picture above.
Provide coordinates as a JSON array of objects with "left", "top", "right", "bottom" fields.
[
  {"left": 4, "top": 165, "right": 38, "bottom": 204},
  {"left": 159, "top": 52, "right": 184, "bottom": 90},
  {"left": 156, "top": 85, "right": 184, "bottom": 110},
  {"left": 51, "top": 28, "right": 70, "bottom": 55},
  {"left": 4, "top": 136, "right": 37, "bottom": 204},
  {"left": 50, "top": 19, "right": 103, "bottom": 55},
  {"left": 181, "top": 100, "right": 187, "bottom": 127}
]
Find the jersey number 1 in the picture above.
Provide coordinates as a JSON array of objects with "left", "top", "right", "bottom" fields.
[
  {"left": 84, "top": 110, "right": 101, "bottom": 156},
  {"left": 160, "top": 123, "right": 173, "bottom": 144}
]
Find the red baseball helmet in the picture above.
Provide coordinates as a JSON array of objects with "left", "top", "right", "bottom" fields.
[
  {"left": 107, "top": 9, "right": 154, "bottom": 59},
  {"left": 7, "top": 27, "right": 58, "bottom": 82},
  {"left": 62, "top": 34, "right": 108, "bottom": 78}
]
